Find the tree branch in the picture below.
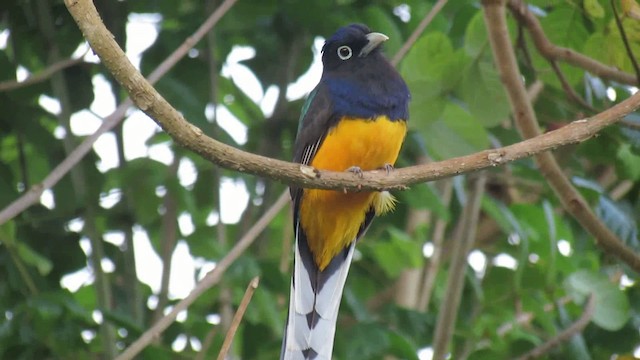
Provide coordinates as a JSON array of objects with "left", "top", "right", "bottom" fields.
[
  {"left": 611, "top": 0, "right": 640, "bottom": 84},
  {"left": 549, "top": 60, "right": 597, "bottom": 113},
  {"left": 432, "top": 174, "right": 487, "bottom": 360},
  {"left": 60, "top": 0, "right": 640, "bottom": 198},
  {"left": 482, "top": 0, "right": 640, "bottom": 272},
  {"left": 216, "top": 276, "right": 260, "bottom": 360},
  {"left": 508, "top": 0, "right": 638, "bottom": 85},
  {"left": 391, "top": 0, "right": 449, "bottom": 66},
  {"left": 0, "top": 0, "right": 238, "bottom": 226},
  {"left": 0, "top": 56, "right": 88, "bottom": 92},
  {"left": 514, "top": 294, "right": 596, "bottom": 360},
  {"left": 114, "top": 191, "right": 289, "bottom": 360}
]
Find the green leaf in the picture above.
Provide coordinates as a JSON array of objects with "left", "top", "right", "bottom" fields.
[
  {"left": 398, "top": 183, "right": 449, "bottom": 221},
  {"left": 401, "top": 32, "right": 468, "bottom": 126},
  {"left": 340, "top": 323, "right": 389, "bottom": 360},
  {"left": 565, "top": 270, "right": 630, "bottom": 331},
  {"left": 459, "top": 61, "right": 511, "bottom": 127},
  {"left": 16, "top": 242, "right": 53, "bottom": 276},
  {"left": 423, "top": 103, "right": 490, "bottom": 159},
  {"left": 368, "top": 228, "right": 423, "bottom": 278},
  {"left": 584, "top": 0, "right": 605, "bottom": 18},
  {"left": 616, "top": 143, "right": 640, "bottom": 180},
  {"left": 464, "top": 11, "right": 489, "bottom": 58},
  {"left": 0, "top": 220, "right": 16, "bottom": 246},
  {"left": 387, "top": 330, "right": 419, "bottom": 360}
]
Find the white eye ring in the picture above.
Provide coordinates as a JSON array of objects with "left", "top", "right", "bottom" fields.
[{"left": 337, "top": 45, "right": 352, "bottom": 60}]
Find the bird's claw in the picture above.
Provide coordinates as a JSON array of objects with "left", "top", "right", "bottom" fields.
[
  {"left": 346, "top": 166, "right": 364, "bottom": 178},
  {"left": 380, "top": 163, "right": 394, "bottom": 175}
]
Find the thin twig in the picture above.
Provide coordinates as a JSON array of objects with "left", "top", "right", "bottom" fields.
[
  {"left": 58, "top": 0, "right": 640, "bottom": 197},
  {"left": 611, "top": 0, "right": 640, "bottom": 84},
  {"left": 391, "top": 0, "right": 449, "bottom": 66},
  {"left": 514, "top": 294, "right": 596, "bottom": 360},
  {"left": 549, "top": 61, "right": 597, "bottom": 113},
  {"left": 114, "top": 191, "right": 288, "bottom": 360},
  {"left": 0, "top": 0, "right": 238, "bottom": 226},
  {"left": 508, "top": 0, "right": 637, "bottom": 85},
  {"left": 216, "top": 276, "right": 260, "bottom": 360},
  {"left": 482, "top": 0, "right": 640, "bottom": 274},
  {"left": 432, "top": 174, "right": 487, "bottom": 360},
  {"left": 0, "top": 56, "right": 87, "bottom": 92},
  {"left": 496, "top": 295, "right": 573, "bottom": 337}
]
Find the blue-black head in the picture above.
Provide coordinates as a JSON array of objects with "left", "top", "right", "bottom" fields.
[
  {"left": 320, "top": 24, "right": 410, "bottom": 121},
  {"left": 321, "top": 24, "right": 388, "bottom": 71}
]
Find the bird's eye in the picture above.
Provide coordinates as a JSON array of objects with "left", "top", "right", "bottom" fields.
[{"left": 337, "top": 45, "right": 352, "bottom": 60}]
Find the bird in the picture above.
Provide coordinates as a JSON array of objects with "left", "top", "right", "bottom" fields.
[{"left": 281, "top": 24, "right": 410, "bottom": 360}]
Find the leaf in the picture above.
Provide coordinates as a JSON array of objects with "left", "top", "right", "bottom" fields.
[
  {"left": 584, "top": 0, "right": 605, "bottom": 19},
  {"left": 464, "top": 11, "right": 489, "bottom": 58},
  {"left": 0, "top": 220, "right": 16, "bottom": 246},
  {"left": 368, "top": 228, "right": 423, "bottom": 278},
  {"left": 423, "top": 103, "right": 490, "bottom": 159},
  {"left": 616, "top": 143, "right": 640, "bottom": 180},
  {"left": 596, "top": 196, "right": 639, "bottom": 249},
  {"left": 565, "top": 270, "right": 630, "bottom": 331},
  {"left": 16, "top": 242, "right": 53, "bottom": 276},
  {"left": 459, "top": 61, "right": 511, "bottom": 127},
  {"left": 398, "top": 183, "right": 449, "bottom": 221},
  {"left": 401, "top": 33, "right": 468, "bottom": 126},
  {"left": 340, "top": 323, "right": 389, "bottom": 360},
  {"left": 387, "top": 330, "right": 419, "bottom": 360}
]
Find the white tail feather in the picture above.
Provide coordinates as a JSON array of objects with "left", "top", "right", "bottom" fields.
[{"left": 281, "top": 224, "right": 356, "bottom": 360}]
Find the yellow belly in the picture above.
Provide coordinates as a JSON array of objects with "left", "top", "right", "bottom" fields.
[{"left": 299, "top": 116, "right": 407, "bottom": 269}]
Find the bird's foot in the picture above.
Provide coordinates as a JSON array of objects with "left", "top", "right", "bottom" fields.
[
  {"left": 346, "top": 166, "right": 364, "bottom": 178},
  {"left": 380, "top": 163, "right": 394, "bottom": 175}
]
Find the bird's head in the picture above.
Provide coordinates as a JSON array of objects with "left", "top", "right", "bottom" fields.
[{"left": 321, "top": 24, "right": 389, "bottom": 71}]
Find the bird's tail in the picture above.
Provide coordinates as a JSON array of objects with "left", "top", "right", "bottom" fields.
[{"left": 280, "top": 223, "right": 356, "bottom": 360}]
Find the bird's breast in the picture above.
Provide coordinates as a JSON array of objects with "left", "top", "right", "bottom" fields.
[{"left": 299, "top": 115, "right": 407, "bottom": 269}]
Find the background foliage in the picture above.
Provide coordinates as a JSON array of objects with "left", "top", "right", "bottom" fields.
[{"left": 1, "top": 0, "right": 640, "bottom": 359}]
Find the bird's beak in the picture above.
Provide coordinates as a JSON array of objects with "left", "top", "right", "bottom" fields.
[{"left": 359, "top": 32, "right": 389, "bottom": 57}]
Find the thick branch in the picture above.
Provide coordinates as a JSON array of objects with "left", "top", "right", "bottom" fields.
[
  {"left": 62, "top": 0, "right": 640, "bottom": 197},
  {"left": 482, "top": 0, "right": 640, "bottom": 272},
  {"left": 508, "top": 0, "right": 638, "bottom": 85}
]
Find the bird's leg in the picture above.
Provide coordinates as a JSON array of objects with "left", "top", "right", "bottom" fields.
[{"left": 346, "top": 166, "right": 364, "bottom": 178}]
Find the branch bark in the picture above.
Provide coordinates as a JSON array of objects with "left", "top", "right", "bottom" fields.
[
  {"left": 216, "top": 277, "right": 260, "bottom": 360},
  {"left": 0, "top": 0, "right": 238, "bottom": 226},
  {"left": 60, "top": 0, "right": 640, "bottom": 198},
  {"left": 482, "top": 0, "right": 640, "bottom": 271},
  {"left": 508, "top": 0, "right": 638, "bottom": 85}
]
